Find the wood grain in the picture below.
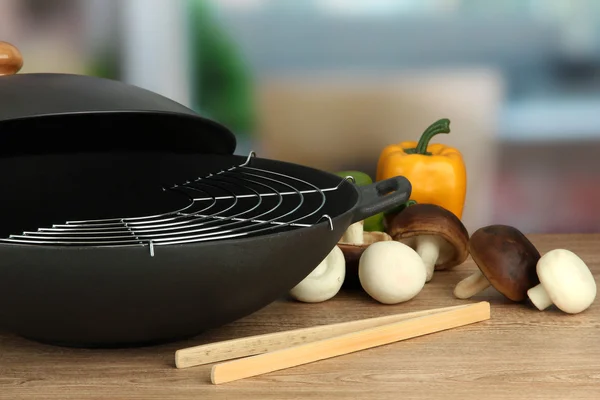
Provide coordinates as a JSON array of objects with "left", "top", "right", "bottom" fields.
[
  {"left": 176, "top": 304, "right": 469, "bottom": 368},
  {"left": 1, "top": 233, "right": 599, "bottom": 399},
  {"left": 211, "top": 302, "right": 490, "bottom": 384}
]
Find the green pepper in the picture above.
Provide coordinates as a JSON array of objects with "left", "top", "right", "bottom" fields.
[{"left": 335, "top": 170, "right": 373, "bottom": 187}]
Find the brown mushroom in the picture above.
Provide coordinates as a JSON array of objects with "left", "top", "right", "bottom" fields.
[
  {"left": 339, "top": 231, "right": 393, "bottom": 264},
  {"left": 338, "top": 229, "right": 392, "bottom": 288},
  {"left": 453, "top": 224, "right": 540, "bottom": 301},
  {"left": 386, "top": 203, "right": 469, "bottom": 282}
]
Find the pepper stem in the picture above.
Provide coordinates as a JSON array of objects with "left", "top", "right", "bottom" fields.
[
  {"left": 404, "top": 199, "right": 418, "bottom": 207},
  {"left": 384, "top": 199, "right": 417, "bottom": 216},
  {"left": 408, "top": 118, "right": 451, "bottom": 155}
]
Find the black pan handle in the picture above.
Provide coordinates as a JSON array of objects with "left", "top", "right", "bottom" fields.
[{"left": 351, "top": 176, "right": 412, "bottom": 223}]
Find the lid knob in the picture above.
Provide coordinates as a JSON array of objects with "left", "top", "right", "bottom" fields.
[{"left": 0, "top": 41, "right": 23, "bottom": 76}]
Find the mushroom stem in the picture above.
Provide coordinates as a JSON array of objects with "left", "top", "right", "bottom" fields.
[
  {"left": 340, "top": 221, "right": 364, "bottom": 244},
  {"left": 527, "top": 284, "right": 553, "bottom": 311},
  {"left": 453, "top": 270, "right": 491, "bottom": 299},
  {"left": 415, "top": 235, "right": 442, "bottom": 282}
]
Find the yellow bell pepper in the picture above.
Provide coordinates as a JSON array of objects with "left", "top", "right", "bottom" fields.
[{"left": 376, "top": 118, "right": 466, "bottom": 219}]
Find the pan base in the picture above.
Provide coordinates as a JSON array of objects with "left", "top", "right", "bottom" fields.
[{"left": 18, "top": 331, "right": 205, "bottom": 349}]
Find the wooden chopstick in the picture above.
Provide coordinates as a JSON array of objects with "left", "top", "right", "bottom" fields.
[
  {"left": 211, "top": 301, "right": 490, "bottom": 384},
  {"left": 175, "top": 304, "right": 469, "bottom": 369}
]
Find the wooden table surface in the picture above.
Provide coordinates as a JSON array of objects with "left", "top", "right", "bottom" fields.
[{"left": 1, "top": 233, "right": 599, "bottom": 399}]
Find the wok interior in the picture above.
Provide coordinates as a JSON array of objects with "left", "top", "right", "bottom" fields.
[{"left": 0, "top": 152, "right": 358, "bottom": 239}]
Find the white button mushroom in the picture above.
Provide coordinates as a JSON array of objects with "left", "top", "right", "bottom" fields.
[
  {"left": 338, "top": 230, "right": 393, "bottom": 289},
  {"left": 358, "top": 241, "right": 427, "bottom": 304},
  {"left": 289, "top": 245, "right": 346, "bottom": 303},
  {"left": 527, "top": 249, "right": 597, "bottom": 314}
]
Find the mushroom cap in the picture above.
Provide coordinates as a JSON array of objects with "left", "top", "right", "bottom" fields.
[
  {"left": 536, "top": 249, "right": 596, "bottom": 314},
  {"left": 289, "top": 245, "right": 346, "bottom": 303},
  {"left": 469, "top": 225, "right": 540, "bottom": 301},
  {"left": 385, "top": 203, "right": 469, "bottom": 270},
  {"left": 358, "top": 241, "right": 426, "bottom": 304}
]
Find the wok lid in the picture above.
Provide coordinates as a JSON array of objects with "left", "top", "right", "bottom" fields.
[{"left": 0, "top": 41, "right": 236, "bottom": 157}]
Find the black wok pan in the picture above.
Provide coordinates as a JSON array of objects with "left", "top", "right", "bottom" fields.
[{"left": 0, "top": 42, "right": 412, "bottom": 348}]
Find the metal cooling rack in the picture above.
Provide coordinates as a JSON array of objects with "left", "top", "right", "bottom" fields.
[{"left": 0, "top": 152, "right": 348, "bottom": 255}]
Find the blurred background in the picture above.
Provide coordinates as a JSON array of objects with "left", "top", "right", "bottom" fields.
[{"left": 1, "top": 0, "right": 599, "bottom": 235}]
